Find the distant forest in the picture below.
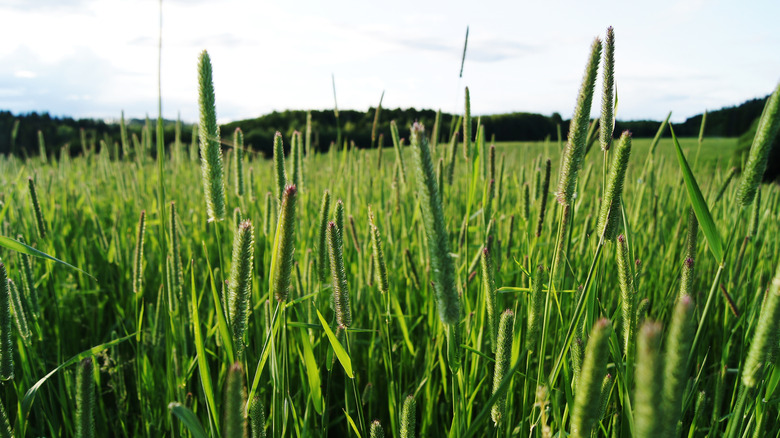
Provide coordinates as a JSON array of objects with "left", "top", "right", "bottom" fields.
[{"left": 0, "top": 95, "right": 770, "bottom": 159}]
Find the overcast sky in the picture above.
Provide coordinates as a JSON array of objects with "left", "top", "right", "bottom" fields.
[{"left": 1, "top": 0, "right": 778, "bottom": 124}]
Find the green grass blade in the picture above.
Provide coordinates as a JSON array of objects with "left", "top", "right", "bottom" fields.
[
  {"left": 0, "top": 235, "right": 95, "bottom": 280},
  {"left": 190, "top": 259, "right": 219, "bottom": 436},
  {"left": 20, "top": 333, "right": 134, "bottom": 418},
  {"left": 669, "top": 124, "right": 724, "bottom": 263},
  {"left": 316, "top": 309, "right": 353, "bottom": 378},
  {"left": 298, "top": 329, "right": 323, "bottom": 414},
  {"left": 168, "top": 402, "right": 209, "bottom": 438}
]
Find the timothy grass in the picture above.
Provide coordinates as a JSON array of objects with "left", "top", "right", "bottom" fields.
[{"left": 0, "top": 29, "right": 777, "bottom": 438}]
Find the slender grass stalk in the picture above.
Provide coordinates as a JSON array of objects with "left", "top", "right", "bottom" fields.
[
  {"left": 263, "top": 192, "right": 273, "bottom": 236},
  {"left": 348, "top": 215, "right": 361, "bottom": 253},
  {"left": 197, "top": 50, "right": 226, "bottom": 222},
  {"left": 273, "top": 132, "right": 287, "bottom": 206},
  {"left": 7, "top": 280, "right": 30, "bottom": 343},
  {"left": 133, "top": 211, "right": 146, "bottom": 295},
  {"left": 271, "top": 186, "right": 297, "bottom": 302},
  {"left": 447, "top": 129, "right": 459, "bottom": 185},
  {"left": 616, "top": 234, "right": 635, "bottom": 353},
  {"left": 662, "top": 295, "right": 695, "bottom": 437},
  {"left": 234, "top": 128, "right": 245, "bottom": 196},
  {"left": 224, "top": 362, "right": 248, "bottom": 438},
  {"left": 463, "top": 87, "right": 471, "bottom": 159},
  {"left": 316, "top": 191, "right": 332, "bottom": 283},
  {"left": 737, "top": 81, "right": 780, "bottom": 206},
  {"left": 327, "top": 222, "right": 352, "bottom": 327},
  {"left": 169, "top": 203, "right": 184, "bottom": 306},
  {"left": 0, "top": 264, "right": 11, "bottom": 382},
  {"left": 536, "top": 159, "right": 551, "bottom": 237},
  {"left": 28, "top": 177, "right": 47, "bottom": 239},
  {"left": 713, "top": 166, "right": 737, "bottom": 204},
  {"left": 390, "top": 121, "right": 407, "bottom": 184},
  {"left": 600, "top": 26, "right": 615, "bottom": 151},
  {"left": 431, "top": 109, "right": 441, "bottom": 150},
  {"left": 557, "top": 38, "right": 601, "bottom": 205},
  {"left": 570, "top": 319, "right": 611, "bottom": 438},
  {"left": 291, "top": 131, "right": 303, "bottom": 190},
  {"left": 368, "top": 207, "right": 389, "bottom": 294},
  {"left": 526, "top": 265, "right": 546, "bottom": 351},
  {"left": 37, "top": 130, "right": 46, "bottom": 163},
  {"left": 481, "top": 247, "right": 498, "bottom": 352},
  {"left": 597, "top": 131, "right": 632, "bottom": 240},
  {"left": 16, "top": 235, "right": 39, "bottom": 318},
  {"left": 75, "top": 357, "right": 95, "bottom": 438},
  {"left": 305, "top": 110, "right": 312, "bottom": 157},
  {"left": 634, "top": 322, "right": 663, "bottom": 438},
  {"left": 228, "top": 220, "right": 254, "bottom": 359},
  {"left": 490, "top": 309, "right": 514, "bottom": 427}
]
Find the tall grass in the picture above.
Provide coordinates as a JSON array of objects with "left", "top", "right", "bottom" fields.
[{"left": 0, "top": 27, "right": 776, "bottom": 438}]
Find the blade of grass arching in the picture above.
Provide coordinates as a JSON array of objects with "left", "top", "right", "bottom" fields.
[
  {"left": 344, "top": 409, "right": 362, "bottom": 438},
  {"left": 189, "top": 259, "right": 219, "bottom": 436},
  {"left": 19, "top": 333, "right": 134, "bottom": 426},
  {"left": 316, "top": 309, "right": 353, "bottom": 378},
  {"left": 297, "top": 328, "right": 323, "bottom": 414},
  {"left": 0, "top": 235, "right": 95, "bottom": 280},
  {"left": 168, "top": 402, "right": 209, "bottom": 438},
  {"left": 202, "top": 241, "right": 235, "bottom": 363},
  {"left": 669, "top": 124, "right": 724, "bottom": 263}
]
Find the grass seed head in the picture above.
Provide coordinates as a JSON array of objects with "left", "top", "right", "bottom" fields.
[
  {"left": 400, "top": 395, "right": 416, "bottom": 438},
  {"left": 556, "top": 38, "right": 602, "bottom": 205},
  {"left": 327, "top": 221, "right": 352, "bottom": 327},
  {"left": 570, "top": 318, "right": 611, "bottom": 438},
  {"left": 197, "top": 50, "right": 226, "bottom": 222},
  {"left": 228, "top": 220, "right": 255, "bottom": 358},
  {"left": 271, "top": 186, "right": 297, "bottom": 302},
  {"left": 223, "top": 362, "right": 248, "bottom": 438},
  {"left": 491, "top": 309, "right": 515, "bottom": 426},
  {"left": 737, "top": 81, "right": 780, "bottom": 206},
  {"left": 596, "top": 131, "right": 632, "bottom": 240}
]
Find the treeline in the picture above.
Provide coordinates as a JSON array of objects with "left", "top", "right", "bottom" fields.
[{"left": 0, "top": 94, "right": 771, "bottom": 158}]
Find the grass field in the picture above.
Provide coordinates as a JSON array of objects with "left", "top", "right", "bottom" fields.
[{"left": 0, "top": 40, "right": 778, "bottom": 438}]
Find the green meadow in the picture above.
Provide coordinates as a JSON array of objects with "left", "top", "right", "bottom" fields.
[{"left": 0, "top": 31, "right": 778, "bottom": 438}]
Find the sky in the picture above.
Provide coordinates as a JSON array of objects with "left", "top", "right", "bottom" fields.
[{"left": 1, "top": 0, "right": 778, "bottom": 124}]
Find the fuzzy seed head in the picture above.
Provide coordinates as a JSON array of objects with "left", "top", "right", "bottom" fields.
[
  {"left": 370, "top": 420, "right": 384, "bottom": 438},
  {"left": 596, "top": 131, "right": 632, "bottom": 240},
  {"left": 400, "top": 395, "right": 416, "bottom": 438},
  {"left": 224, "top": 362, "right": 248, "bottom": 438},
  {"left": 317, "top": 190, "right": 331, "bottom": 282},
  {"left": 75, "top": 357, "right": 95, "bottom": 438},
  {"left": 571, "top": 319, "right": 611, "bottom": 438},
  {"left": 197, "top": 50, "right": 226, "bottom": 222},
  {"left": 327, "top": 222, "right": 352, "bottom": 327},
  {"left": 228, "top": 220, "right": 255, "bottom": 358},
  {"left": 491, "top": 309, "right": 515, "bottom": 426},
  {"left": 271, "top": 185, "right": 297, "bottom": 302},
  {"left": 368, "top": 207, "right": 389, "bottom": 294},
  {"left": 410, "top": 122, "right": 460, "bottom": 326},
  {"left": 737, "top": 81, "right": 780, "bottom": 206},
  {"left": 634, "top": 322, "right": 664, "bottom": 438},
  {"left": 742, "top": 262, "right": 780, "bottom": 387},
  {"left": 600, "top": 27, "right": 616, "bottom": 151},
  {"left": 556, "top": 38, "right": 602, "bottom": 205}
]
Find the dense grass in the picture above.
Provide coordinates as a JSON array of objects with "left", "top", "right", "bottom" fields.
[{"left": 0, "top": 121, "right": 777, "bottom": 437}]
